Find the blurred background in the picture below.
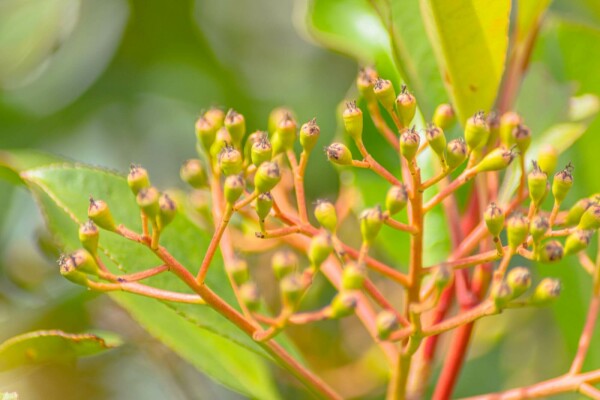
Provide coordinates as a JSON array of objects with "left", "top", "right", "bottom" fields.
[{"left": 2, "top": 0, "right": 600, "bottom": 398}]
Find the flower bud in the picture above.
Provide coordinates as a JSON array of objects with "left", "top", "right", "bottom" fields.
[
  {"left": 425, "top": 124, "right": 446, "bottom": 160},
  {"left": 376, "top": 310, "right": 399, "bottom": 340},
  {"left": 136, "top": 187, "right": 160, "bottom": 218},
  {"left": 432, "top": 265, "right": 452, "bottom": 290},
  {"left": 254, "top": 162, "right": 281, "bottom": 193},
  {"left": 357, "top": 67, "right": 377, "bottom": 98},
  {"left": 255, "top": 192, "right": 273, "bottom": 221},
  {"left": 79, "top": 220, "right": 99, "bottom": 255},
  {"left": 272, "top": 113, "right": 297, "bottom": 155},
  {"left": 552, "top": 163, "right": 574, "bottom": 204},
  {"left": 506, "top": 267, "right": 531, "bottom": 298},
  {"left": 314, "top": 200, "right": 338, "bottom": 232},
  {"left": 386, "top": 184, "right": 408, "bottom": 215},
  {"left": 268, "top": 107, "right": 294, "bottom": 135},
  {"left": 513, "top": 124, "right": 531, "bottom": 154},
  {"left": 342, "top": 262, "right": 366, "bottom": 290},
  {"left": 578, "top": 204, "right": 600, "bottom": 230},
  {"left": 396, "top": 85, "right": 417, "bottom": 127},
  {"left": 70, "top": 249, "right": 99, "bottom": 275},
  {"left": 251, "top": 133, "right": 272, "bottom": 166},
  {"left": 223, "top": 174, "right": 245, "bottom": 204},
  {"left": 507, "top": 213, "right": 529, "bottom": 251},
  {"left": 224, "top": 109, "right": 246, "bottom": 146},
  {"left": 492, "top": 281, "right": 513, "bottom": 309},
  {"left": 484, "top": 202, "right": 504, "bottom": 237},
  {"left": 218, "top": 146, "right": 243, "bottom": 176},
  {"left": 432, "top": 103, "right": 455, "bottom": 130},
  {"left": 499, "top": 111, "right": 522, "bottom": 147},
  {"left": 399, "top": 127, "right": 420, "bottom": 161},
  {"left": 300, "top": 118, "right": 321, "bottom": 152},
  {"left": 464, "top": 111, "right": 490, "bottom": 152},
  {"left": 530, "top": 278, "right": 561, "bottom": 306},
  {"left": 536, "top": 240, "right": 564, "bottom": 263},
  {"left": 360, "top": 207, "right": 384, "bottom": 244},
  {"left": 158, "top": 193, "right": 177, "bottom": 229},
  {"left": 373, "top": 79, "right": 396, "bottom": 111},
  {"left": 308, "top": 233, "right": 333, "bottom": 267},
  {"left": 59, "top": 255, "right": 89, "bottom": 286},
  {"left": 204, "top": 107, "right": 225, "bottom": 130},
  {"left": 530, "top": 215, "right": 549, "bottom": 243},
  {"left": 239, "top": 282, "right": 260, "bottom": 311},
  {"left": 88, "top": 197, "right": 116, "bottom": 231},
  {"left": 486, "top": 111, "right": 500, "bottom": 146},
  {"left": 342, "top": 101, "right": 363, "bottom": 142},
  {"left": 329, "top": 291, "right": 358, "bottom": 319},
  {"left": 271, "top": 250, "right": 298, "bottom": 280},
  {"left": 227, "top": 258, "right": 249, "bottom": 285},
  {"left": 528, "top": 161, "right": 548, "bottom": 206},
  {"left": 195, "top": 116, "right": 217, "bottom": 151},
  {"left": 325, "top": 143, "right": 353, "bottom": 166},
  {"left": 280, "top": 273, "right": 303, "bottom": 308},
  {"left": 180, "top": 159, "right": 207, "bottom": 188},
  {"left": 474, "top": 147, "right": 516, "bottom": 173},
  {"left": 564, "top": 229, "right": 593, "bottom": 255},
  {"left": 538, "top": 144, "right": 558, "bottom": 175},
  {"left": 243, "top": 131, "right": 261, "bottom": 162},
  {"left": 566, "top": 198, "right": 595, "bottom": 226},
  {"left": 128, "top": 164, "right": 151, "bottom": 194},
  {"left": 446, "top": 139, "right": 468, "bottom": 169}
]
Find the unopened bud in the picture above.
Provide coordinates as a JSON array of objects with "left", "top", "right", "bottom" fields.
[
  {"left": 528, "top": 161, "right": 548, "bottom": 206},
  {"left": 465, "top": 111, "right": 490, "bottom": 152},
  {"left": 255, "top": 192, "right": 273, "bottom": 221},
  {"left": 566, "top": 198, "right": 596, "bottom": 226},
  {"left": 224, "top": 109, "right": 246, "bottom": 146},
  {"left": 484, "top": 202, "right": 504, "bottom": 237},
  {"left": 195, "top": 116, "right": 217, "bottom": 151},
  {"left": 325, "top": 143, "right": 353, "bottom": 166},
  {"left": 70, "top": 249, "right": 99, "bottom": 275},
  {"left": 268, "top": 107, "right": 294, "bottom": 135},
  {"left": 446, "top": 139, "right": 467, "bottom": 169},
  {"left": 314, "top": 200, "right": 338, "bottom": 232},
  {"left": 227, "top": 258, "right": 249, "bottom": 285},
  {"left": 59, "top": 255, "right": 89, "bottom": 286},
  {"left": 360, "top": 207, "right": 384, "bottom": 244},
  {"left": 499, "top": 111, "right": 522, "bottom": 147},
  {"left": 486, "top": 111, "right": 500, "bottom": 145},
  {"left": 564, "top": 229, "right": 593, "bottom": 255},
  {"left": 373, "top": 79, "right": 396, "bottom": 111},
  {"left": 204, "top": 107, "right": 225, "bottom": 130},
  {"left": 425, "top": 124, "right": 447, "bottom": 161},
  {"left": 88, "top": 197, "right": 116, "bottom": 231},
  {"left": 530, "top": 278, "right": 561, "bottom": 306},
  {"left": 513, "top": 124, "right": 531, "bottom": 154},
  {"left": 223, "top": 174, "right": 245, "bottom": 204},
  {"left": 343, "top": 101, "right": 363, "bottom": 142},
  {"left": 552, "top": 163, "right": 574, "bottom": 204},
  {"left": 530, "top": 215, "right": 549, "bottom": 243},
  {"left": 254, "top": 162, "right": 281, "bottom": 193},
  {"left": 271, "top": 250, "right": 298, "bottom": 280},
  {"left": 399, "top": 127, "right": 420, "bottom": 161},
  {"left": 308, "top": 233, "right": 333, "bottom": 267},
  {"left": 432, "top": 103, "right": 455, "bottom": 130},
  {"left": 492, "top": 281, "right": 513, "bottom": 309},
  {"left": 280, "top": 273, "right": 303, "bottom": 308},
  {"left": 128, "top": 164, "right": 151, "bottom": 194},
  {"left": 79, "top": 220, "right": 99, "bottom": 255},
  {"left": 432, "top": 265, "right": 452, "bottom": 290},
  {"left": 396, "top": 85, "right": 417, "bottom": 127},
  {"left": 300, "top": 118, "right": 321, "bottom": 152},
  {"left": 506, "top": 267, "right": 531, "bottom": 298},
  {"left": 538, "top": 144, "right": 558, "bottom": 175},
  {"left": 239, "top": 282, "right": 260, "bottom": 311},
  {"left": 272, "top": 113, "right": 297, "bottom": 155},
  {"left": 507, "top": 213, "right": 529, "bottom": 251},
  {"left": 209, "top": 127, "right": 232, "bottom": 159},
  {"left": 329, "top": 291, "right": 358, "bottom": 319},
  {"left": 342, "top": 262, "right": 366, "bottom": 290},
  {"left": 474, "top": 147, "right": 516, "bottom": 173},
  {"left": 376, "top": 310, "right": 399, "bottom": 340},
  {"left": 251, "top": 133, "right": 272, "bottom": 166},
  {"left": 536, "top": 240, "right": 564, "bottom": 263},
  {"left": 357, "top": 67, "right": 378, "bottom": 98},
  {"left": 180, "top": 159, "right": 207, "bottom": 188},
  {"left": 218, "top": 146, "right": 243, "bottom": 176},
  {"left": 136, "top": 187, "right": 160, "bottom": 218},
  {"left": 386, "top": 184, "right": 408, "bottom": 215},
  {"left": 578, "top": 204, "right": 600, "bottom": 230},
  {"left": 158, "top": 193, "right": 177, "bottom": 229}
]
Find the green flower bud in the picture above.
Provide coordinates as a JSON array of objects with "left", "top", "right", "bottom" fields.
[
  {"left": 530, "top": 215, "right": 549, "bottom": 244},
  {"left": 432, "top": 265, "right": 452, "bottom": 291},
  {"left": 325, "top": 143, "right": 353, "bottom": 166},
  {"left": 204, "top": 107, "right": 225, "bottom": 130},
  {"left": 564, "top": 229, "right": 593, "bottom": 255},
  {"left": 227, "top": 258, "right": 249, "bottom": 285},
  {"left": 271, "top": 250, "right": 298, "bottom": 280},
  {"left": 446, "top": 139, "right": 468, "bottom": 169},
  {"left": 280, "top": 273, "right": 303, "bottom": 308},
  {"left": 210, "top": 127, "right": 232, "bottom": 160},
  {"left": 507, "top": 213, "right": 529, "bottom": 251},
  {"left": 506, "top": 267, "right": 531, "bottom": 299},
  {"left": 499, "top": 111, "right": 522, "bottom": 147},
  {"left": 268, "top": 107, "right": 294, "bottom": 135},
  {"left": 272, "top": 113, "right": 297, "bottom": 155},
  {"left": 127, "top": 164, "right": 151, "bottom": 195},
  {"left": 195, "top": 116, "right": 217, "bottom": 151},
  {"left": 329, "top": 291, "right": 358, "bottom": 319},
  {"left": 70, "top": 248, "right": 99, "bottom": 275},
  {"left": 386, "top": 184, "right": 408, "bottom": 215},
  {"left": 464, "top": 111, "right": 490, "bottom": 152},
  {"left": 255, "top": 192, "right": 273, "bottom": 221},
  {"left": 399, "top": 127, "right": 420, "bottom": 161},
  {"left": 513, "top": 124, "right": 531, "bottom": 154},
  {"left": 528, "top": 161, "right": 548, "bottom": 207},
  {"left": 360, "top": 207, "right": 384, "bottom": 244},
  {"left": 254, "top": 162, "right": 281, "bottom": 193},
  {"left": 530, "top": 278, "right": 561, "bottom": 306},
  {"left": 308, "top": 233, "right": 333, "bottom": 267},
  {"left": 136, "top": 187, "right": 160, "bottom": 218},
  {"left": 299, "top": 118, "right": 321, "bottom": 152},
  {"left": 425, "top": 124, "right": 447, "bottom": 160},
  {"left": 357, "top": 67, "right": 378, "bottom": 99},
  {"left": 342, "top": 261, "right": 366, "bottom": 290},
  {"left": 552, "top": 163, "right": 574, "bottom": 204},
  {"left": 484, "top": 202, "right": 505, "bottom": 237},
  {"left": 376, "top": 310, "right": 399, "bottom": 340},
  {"left": 396, "top": 85, "right": 417, "bottom": 127},
  {"left": 79, "top": 220, "right": 99, "bottom": 255},
  {"left": 59, "top": 255, "right": 89, "bottom": 286},
  {"left": 342, "top": 101, "right": 363, "bottom": 142},
  {"left": 224, "top": 109, "right": 246, "bottom": 146},
  {"left": 536, "top": 240, "right": 564, "bottom": 263},
  {"left": 243, "top": 131, "right": 261, "bottom": 162},
  {"left": 578, "top": 204, "right": 600, "bottom": 230},
  {"left": 566, "top": 198, "right": 596, "bottom": 226},
  {"left": 373, "top": 79, "right": 396, "bottom": 111},
  {"left": 474, "top": 147, "right": 516, "bottom": 173},
  {"left": 486, "top": 111, "right": 500, "bottom": 146},
  {"left": 158, "top": 193, "right": 177, "bottom": 229},
  {"left": 218, "top": 146, "right": 243, "bottom": 176},
  {"left": 180, "top": 159, "right": 207, "bottom": 188},
  {"left": 88, "top": 197, "right": 116, "bottom": 231},
  {"left": 314, "top": 200, "right": 338, "bottom": 232},
  {"left": 251, "top": 132, "right": 272, "bottom": 166},
  {"left": 538, "top": 144, "right": 558, "bottom": 175},
  {"left": 239, "top": 282, "right": 260, "bottom": 311},
  {"left": 492, "top": 281, "right": 513, "bottom": 309},
  {"left": 223, "top": 174, "right": 245, "bottom": 204},
  {"left": 432, "top": 103, "right": 455, "bottom": 130}
]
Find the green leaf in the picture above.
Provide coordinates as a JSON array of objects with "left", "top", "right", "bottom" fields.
[
  {"left": 0, "top": 329, "right": 121, "bottom": 371},
  {"left": 420, "top": 0, "right": 511, "bottom": 122},
  {"left": 10, "top": 162, "right": 281, "bottom": 400}
]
